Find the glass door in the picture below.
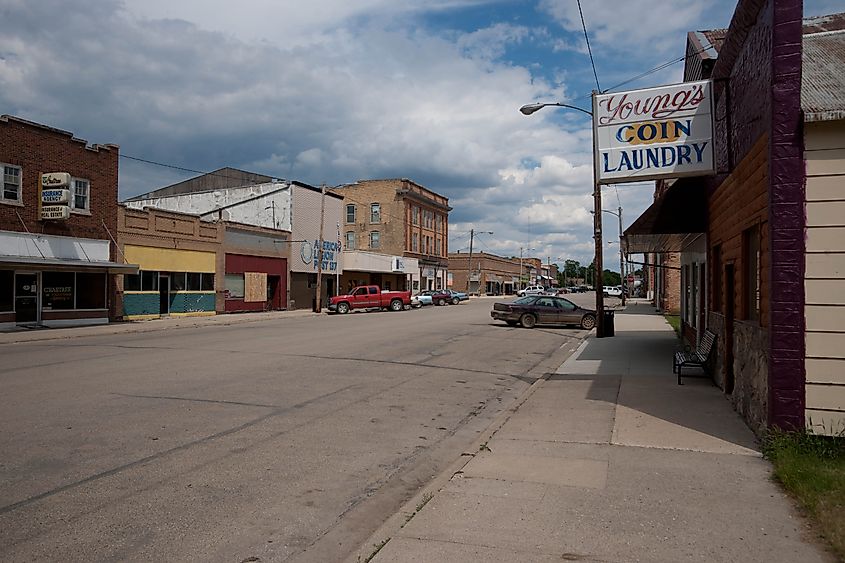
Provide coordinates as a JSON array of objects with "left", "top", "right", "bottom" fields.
[{"left": 15, "top": 272, "right": 39, "bottom": 323}]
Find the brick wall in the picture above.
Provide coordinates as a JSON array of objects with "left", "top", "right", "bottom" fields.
[{"left": 0, "top": 116, "right": 118, "bottom": 246}]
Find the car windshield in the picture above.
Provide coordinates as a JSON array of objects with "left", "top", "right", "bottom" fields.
[{"left": 512, "top": 296, "right": 537, "bottom": 305}]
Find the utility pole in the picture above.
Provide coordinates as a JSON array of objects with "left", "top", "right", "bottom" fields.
[
  {"left": 591, "top": 90, "right": 606, "bottom": 337},
  {"left": 465, "top": 228, "right": 474, "bottom": 294},
  {"left": 314, "top": 184, "right": 327, "bottom": 312},
  {"left": 618, "top": 205, "right": 625, "bottom": 305}
]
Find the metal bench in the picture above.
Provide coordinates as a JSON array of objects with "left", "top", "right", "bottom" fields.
[{"left": 673, "top": 330, "right": 716, "bottom": 385}]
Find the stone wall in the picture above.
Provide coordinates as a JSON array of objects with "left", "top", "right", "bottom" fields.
[{"left": 732, "top": 320, "right": 770, "bottom": 436}]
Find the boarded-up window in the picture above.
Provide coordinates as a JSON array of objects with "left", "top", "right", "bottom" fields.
[{"left": 244, "top": 272, "right": 267, "bottom": 302}]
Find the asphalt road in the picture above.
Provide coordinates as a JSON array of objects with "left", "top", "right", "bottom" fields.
[{"left": 0, "top": 297, "right": 588, "bottom": 562}]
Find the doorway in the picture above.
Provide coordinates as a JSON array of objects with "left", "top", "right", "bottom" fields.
[
  {"left": 15, "top": 272, "right": 39, "bottom": 323},
  {"left": 724, "top": 263, "right": 735, "bottom": 394},
  {"left": 159, "top": 275, "right": 170, "bottom": 316}
]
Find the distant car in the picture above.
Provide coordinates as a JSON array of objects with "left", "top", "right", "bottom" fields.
[
  {"left": 413, "top": 293, "right": 433, "bottom": 306},
  {"left": 419, "top": 289, "right": 452, "bottom": 306},
  {"left": 603, "top": 286, "right": 623, "bottom": 297},
  {"left": 517, "top": 285, "right": 546, "bottom": 297},
  {"left": 491, "top": 295, "right": 596, "bottom": 330},
  {"left": 444, "top": 289, "right": 469, "bottom": 304}
]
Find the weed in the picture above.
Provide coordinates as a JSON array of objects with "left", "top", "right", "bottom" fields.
[
  {"left": 762, "top": 428, "right": 845, "bottom": 559},
  {"left": 479, "top": 442, "right": 491, "bottom": 452},
  {"left": 360, "top": 538, "right": 390, "bottom": 563},
  {"left": 663, "top": 314, "right": 681, "bottom": 338}
]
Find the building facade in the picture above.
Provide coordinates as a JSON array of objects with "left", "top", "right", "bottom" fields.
[
  {"left": 332, "top": 179, "right": 450, "bottom": 292},
  {"left": 626, "top": 4, "right": 845, "bottom": 435},
  {"left": 117, "top": 206, "right": 221, "bottom": 320},
  {"left": 448, "top": 251, "right": 526, "bottom": 296},
  {"left": 0, "top": 115, "right": 136, "bottom": 329}
]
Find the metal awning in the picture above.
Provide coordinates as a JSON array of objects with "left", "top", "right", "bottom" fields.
[
  {"left": 623, "top": 177, "right": 707, "bottom": 254},
  {"left": 0, "top": 256, "right": 139, "bottom": 274}
]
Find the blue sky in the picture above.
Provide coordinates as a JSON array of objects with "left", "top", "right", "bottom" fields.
[{"left": 1, "top": 0, "right": 839, "bottom": 270}]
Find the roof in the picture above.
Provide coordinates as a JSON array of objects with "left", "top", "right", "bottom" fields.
[{"left": 803, "top": 28, "right": 845, "bottom": 122}]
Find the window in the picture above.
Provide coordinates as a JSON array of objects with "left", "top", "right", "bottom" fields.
[
  {"left": 370, "top": 203, "right": 380, "bottom": 223},
  {"left": 186, "top": 272, "right": 202, "bottom": 291},
  {"left": 345, "top": 231, "right": 356, "bottom": 250},
  {"left": 3, "top": 164, "right": 21, "bottom": 202},
  {"left": 435, "top": 237, "right": 441, "bottom": 256},
  {"left": 743, "top": 225, "right": 760, "bottom": 321},
  {"left": 72, "top": 178, "right": 90, "bottom": 211},
  {"left": 346, "top": 204, "right": 356, "bottom": 223},
  {"left": 42, "top": 272, "right": 76, "bottom": 310},
  {"left": 170, "top": 272, "right": 186, "bottom": 291},
  {"left": 413, "top": 206, "right": 420, "bottom": 225},
  {"left": 124, "top": 274, "right": 141, "bottom": 291},
  {"left": 76, "top": 272, "right": 106, "bottom": 309},
  {"left": 225, "top": 274, "right": 245, "bottom": 298},
  {"left": 370, "top": 231, "right": 380, "bottom": 249},
  {"left": 141, "top": 271, "right": 159, "bottom": 291},
  {"left": 412, "top": 232, "right": 418, "bottom": 252},
  {"left": 711, "top": 244, "right": 722, "bottom": 313},
  {"left": 0, "top": 270, "right": 12, "bottom": 311}
]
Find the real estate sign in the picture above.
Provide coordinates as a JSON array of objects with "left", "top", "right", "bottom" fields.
[{"left": 594, "top": 80, "right": 714, "bottom": 184}]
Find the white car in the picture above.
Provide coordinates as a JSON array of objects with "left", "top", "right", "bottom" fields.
[
  {"left": 517, "top": 285, "right": 546, "bottom": 297},
  {"left": 603, "top": 286, "right": 623, "bottom": 297}
]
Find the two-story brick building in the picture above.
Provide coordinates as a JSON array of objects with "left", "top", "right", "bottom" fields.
[
  {"left": 0, "top": 115, "right": 137, "bottom": 329},
  {"left": 332, "top": 179, "right": 450, "bottom": 292}
]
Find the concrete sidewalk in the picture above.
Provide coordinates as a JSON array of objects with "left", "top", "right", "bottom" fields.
[{"left": 354, "top": 301, "right": 832, "bottom": 562}]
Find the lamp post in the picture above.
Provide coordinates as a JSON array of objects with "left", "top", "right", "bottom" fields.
[
  {"left": 519, "top": 99, "right": 606, "bottom": 336},
  {"left": 592, "top": 207, "right": 625, "bottom": 305}
]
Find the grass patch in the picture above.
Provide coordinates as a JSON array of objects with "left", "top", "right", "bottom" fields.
[
  {"left": 762, "top": 429, "right": 845, "bottom": 559},
  {"left": 664, "top": 314, "right": 681, "bottom": 338}
]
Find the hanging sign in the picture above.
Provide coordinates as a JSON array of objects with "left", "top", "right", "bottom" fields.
[
  {"left": 41, "top": 189, "right": 70, "bottom": 204},
  {"left": 41, "top": 172, "right": 71, "bottom": 188},
  {"left": 595, "top": 80, "right": 714, "bottom": 184},
  {"left": 41, "top": 205, "right": 71, "bottom": 220}
]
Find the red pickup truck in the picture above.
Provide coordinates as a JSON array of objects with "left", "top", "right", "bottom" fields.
[{"left": 328, "top": 285, "right": 411, "bottom": 314}]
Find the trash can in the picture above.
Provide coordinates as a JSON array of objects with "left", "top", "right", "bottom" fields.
[{"left": 602, "top": 309, "right": 615, "bottom": 337}]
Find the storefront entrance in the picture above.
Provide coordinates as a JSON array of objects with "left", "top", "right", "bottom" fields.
[{"left": 15, "top": 273, "right": 38, "bottom": 323}]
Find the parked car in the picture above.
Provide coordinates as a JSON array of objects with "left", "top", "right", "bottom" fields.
[
  {"left": 444, "top": 289, "right": 469, "bottom": 304},
  {"left": 410, "top": 295, "right": 423, "bottom": 308},
  {"left": 517, "top": 285, "right": 546, "bottom": 297},
  {"left": 328, "top": 285, "right": 411, "bottom": 313},
  {"left": 490, "top": 295, "right": 596, "bottom": 330},
  {"left": 413, "top": 293, "right": 434, "bottom": 306},
  {"left": 419, "top": 289, "right": 452, "bottom": 306},
  {"left": 603, "top": 286, "right": 623, "bottom": 298}
]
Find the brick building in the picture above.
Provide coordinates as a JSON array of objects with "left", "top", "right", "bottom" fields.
[
  {"left": 0, "top": 115, "right": 136, "bottom": 328},
  {"left": 626, "top": 4, "right": 845, "bottom": 435},
  {"left": 332, "top": 179, "right": 450, "bottom": 292}
]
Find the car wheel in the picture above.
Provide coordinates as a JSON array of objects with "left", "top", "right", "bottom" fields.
[
  {"left": 580, "top": 314, "right": 596, "bottom": 330},
  {"left": 336, "top": 302, "right": 350, "bottom": 314},
  {"left": 520, "top": 314, "right": 536, "bottom": 329},
  {"left": 451, "top": 297, "right": 460, "bottom": 305},
  {"left": 389, "top": 299, "right": 403, "bottom": 311},
  {"left": 437, "top": 298, "right": 446, "bottom": 306}
]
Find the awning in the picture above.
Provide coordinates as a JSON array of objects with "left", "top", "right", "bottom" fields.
[
  {"left": 623, "top": 177, "right": 707, "bottom": 254},
  {"left": 0, "top": 256, "right": 139, "bottom": 274}
]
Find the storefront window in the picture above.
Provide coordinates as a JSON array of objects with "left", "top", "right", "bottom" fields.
[
  {"left": 201, "top": 273, "right": 214, "bottom": 291},
  {"left": 225, "top": 274, "right": 244, "bottom": 298},
  {"left": 187, "top": 272, "right": 202, "bottom": 291},
  {"left": 42, "top": 272, "right": 75, "bottom": 310},
  {"left": 170, "top": 272, "right": 186, "bottom": 291},
  {"left": 142, "top": 271, "right": 158, "bottom": 291},
  {"left": 124, "top": 273, "right": 141, "bottom": 291},
  {"left": 0, "top": 270, "right": 13, "bottom": 311},
  {"left": 77, "top": 272, "right": 106, "bottom": 309}
]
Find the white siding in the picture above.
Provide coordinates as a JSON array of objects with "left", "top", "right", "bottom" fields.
[
  {"left": 804, "top": 120, "right": 845, "bottom": 435},
  {"left": 289, "top": 185, "right": 344, "bottom": 275}
]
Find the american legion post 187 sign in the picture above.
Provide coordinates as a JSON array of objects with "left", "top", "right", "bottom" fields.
[{"left": 594, "top": 79, "right": 714, "bottom": 184}]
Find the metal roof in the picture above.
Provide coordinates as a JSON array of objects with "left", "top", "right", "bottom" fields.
[{"left": 803, "top": 29, "right": 845, "bottom": 122}]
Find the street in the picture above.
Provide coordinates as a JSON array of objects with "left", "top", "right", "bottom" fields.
[{"left": 0, "top": 297, "right": 585, "bottom": 562}]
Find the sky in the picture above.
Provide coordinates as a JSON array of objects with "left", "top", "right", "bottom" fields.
[{"left": 1, "top": 0, "right": 840, "bottom": 271}]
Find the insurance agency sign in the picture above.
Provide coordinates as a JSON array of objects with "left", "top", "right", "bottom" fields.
[{"left": 594, "top": 80, "right": 714, "bottom": 184}]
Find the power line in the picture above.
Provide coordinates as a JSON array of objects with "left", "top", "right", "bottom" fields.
[{"left": 576, "top": 0, "right": 601, "bottom": 92}]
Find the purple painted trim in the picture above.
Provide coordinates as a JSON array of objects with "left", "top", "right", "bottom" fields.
[{"left": 768, "top": 0, "right": 805, "bottom": 430}]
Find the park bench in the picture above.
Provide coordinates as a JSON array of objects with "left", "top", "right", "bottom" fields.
[{"left": 673, "top": 330, "right": 717, "bottom": 385}]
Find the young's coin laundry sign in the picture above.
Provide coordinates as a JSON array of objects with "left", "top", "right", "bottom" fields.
[{"left": 594, "top": 80, "right": 714, "bottom": 184}]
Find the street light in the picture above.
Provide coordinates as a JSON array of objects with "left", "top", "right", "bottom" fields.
[
  {"left": 592, "top": 207, "right": 626, "bottom": 305},
  {"left": 519, "top": 98, "right": 607, "bottom": 336}
]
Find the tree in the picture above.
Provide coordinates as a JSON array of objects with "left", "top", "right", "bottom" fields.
[{"left": 603, "top": 269, "right": 621, "bottom": 286}]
